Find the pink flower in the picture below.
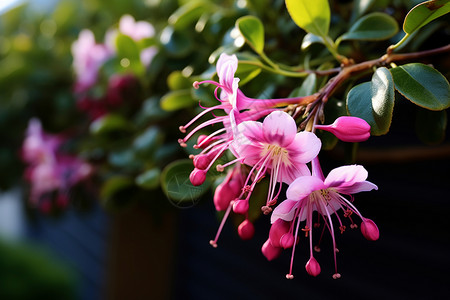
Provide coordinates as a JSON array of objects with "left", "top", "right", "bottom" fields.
[
  {"left": 22, "top": 119, "right": 92, "bottom": 209},
  {"left": 315, "top": 116, "right": 370, "bottom": 142},
  {"left": 119, "top": 15, "right": 155, "bottom": 41},
  {"left": 231, "top": 111, "right": 321, "bottom": 214},
  {"left": 269, "top": 158, "right": 378, "bottom": 279},
  {"left": 71, "top": 30, "right": 113, "bottom": 93}
]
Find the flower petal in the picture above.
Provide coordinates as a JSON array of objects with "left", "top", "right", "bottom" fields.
[
  {"left": 262, "top": 111, "right": 297, "bottom": 147},
  {"left": 286, "top": 176, "right": 325, "bottom": 200},
  {"left": 217, "top": 53, "right": 238, "bottom": 89},
  {"left": 287, "top": 131, "right": 321, "bottom": 163},
  {"left": 324, "top": 165, "right": 368, "bottom": 188},
  {"left": 271, "top": 199, "right": 299, "bottom": 223},
  {"left": 336, "top": 181, "right": 378, "bottom": 194},
  {"left": 280, "top": 163, "right": 310, "bottom": 184}
]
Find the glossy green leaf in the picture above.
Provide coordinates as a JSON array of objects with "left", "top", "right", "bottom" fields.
[
  {"left": 136, "top": 168, "right": 161, "bottom": 190},
  {"left": 167, "top": 71, "right": 193, "bottom": 90},
  {"left": 351, "top": 0, "right": 376, "bottom": 21},
  {"left": 347, "top": 67, "right": 395, "bottom": 135},
  {"left": 289, "top": 73, "right": 317, "bottom": 97},
  {"left": 160, "top": 26, "right": 193, "bottom": 57},
  {"left": 236, "top": 61, "right": 262, "bottom": 85},
  {"left": 90, "top": 114, "right": 132, "bottom": 135},
  {"left": 301, "top": 33, "right": 325, "bottom": 50},
  {"left": 236, "top": 16, "right": 265, "bottom": 54},
  {"left": 115, "top": 34, "right": 140, "bottom": 61},
  {"left": 339, "top": 12, "right": 398, "bottom": 42},
  {"left": 403, "top": 0, "right": 450, "bottom": 34},
  {"left": 133, "top": 126, "right": 163, "bottom": 158},
  {"left": 415, "top": 108, "right": 447, "bottom": 145},
  {"left": 285, "top": 0, "right": 330, "bottom": 37},
  {"left": 390, "top": 63, "right": 450, "bottom": 111},
  {"left": 168, "top": 0, "right": 208, "bottom": 30},
  {"left": 161, "top": 160, "right": 210, "bottom": 204},
  {"left": 160, "top": 89, "right": 195, "bottom": 111}
]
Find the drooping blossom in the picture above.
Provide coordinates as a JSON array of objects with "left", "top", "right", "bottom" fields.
[
  {"left": 315, "top": 116, "right": 371, "bottom": 142},
  {"left": 72, "top": 29, "right": 113, "bottom": 93},
  {"left": 231, "top": 111, "right": 321, "bottom": 214},
  {"left": 22, "top": 119, "right": 92, "bottom": 210},
  {"left": 268, "top": 157, "right": 379, "bottom": 279},
  {"left": 183, "top": 53, "right": 315, "bottom": 187}
]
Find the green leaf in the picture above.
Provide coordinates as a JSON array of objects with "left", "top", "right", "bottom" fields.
[
  {"left": 351, "top": 0, "right": 376, "bottom": 21},
  {"left": 390, "top": 63, "right": 450, "bottom": 111},
  {"left": 160, "top": 89, "right": 195, "bottom": 111},
  {"left": 167, "top": 71, "right": 193, "bottom": 90},
  {"left": 236, "top": 61, "right": 262, "bottom": 85},
  {"left": 415, "top": 108, "right": 447, "bottom": 145},
  {"left": 301, "top": 33, "right": 325, "bottom": 50},
  {"left": 90, "top": 114, "right": 132, "bottom": 135},
  {"left": 236, "top": 16, "right": 265, "bottom": 54},
  {"left": 347, "top": 67, "right": 395, "bottom": 135},
  {"left": 161, "top": 160, "right": 210, "bottom": 205},
  {"left": 168, "top": 0, "right": 208, "bottom": 30},
  {"left": 339, "top": 12, "right": 398, "bottom": 42},
  {"left": 133, "top": 126, "right": 163, "bottom": 159},
  {"left": 403, "top": 0, "right": 450, "bottom": 34},
  {"left": 115, "top": 33, "right": 140, "bottom": 62},
  {"left": 289, "top": 73, "right": 317, "bottom": 97},
  {"left": 160, "top": 26, "right": 193, "bottom": 57},
  {"left": 285, "top": 0, "right": 330, "bottom": 37},
  {"left": 136, "top": 168, "right": 161, "bottom": 190}
]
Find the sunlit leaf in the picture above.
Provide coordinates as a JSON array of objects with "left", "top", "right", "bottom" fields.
[
  {"left": 403, "top": 0, "right": 450, "bottom": 34},
  {"left": 168, "top": 0, "right": 209, "bottom": 30},
  {"left": 390, "top": 63, "right": 450, "bottom": 111},
  {"left": 301, "top": 33, "right": 325, "bottom": 50},
  {"left": 339, "top": 12, "right": 398, "bottom": 42},
  {"left": 236, "top": 61, "right": 262, "bottom": 85},
  {"left": 347, "top": 67, "right": 395, "bottom": 135},
  {"left": 285, "top": 0, "right": 330, "bottom": 37},
  {"left": 90, "top": 114, "right": 133, "bottom": 135},
  {"left": 160, "top": 89, "right": 195, "bottom": 111},
  {"left": 236, "top": 16, "right": 265, "bottom": 54}
]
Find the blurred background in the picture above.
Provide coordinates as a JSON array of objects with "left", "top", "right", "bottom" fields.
[{"left": 0, "top": 0, "right": 449, "bottom": 299}]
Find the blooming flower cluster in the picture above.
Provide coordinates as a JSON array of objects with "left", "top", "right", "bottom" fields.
[
  {"left": 179, "top": 53, "right": 379, "bottom": 279},
  {"left": 22, "top": 119, "right": 92, "bottom": 212},
  {"left": 71, "top": 15, "right": 155, "bottom": 119}
]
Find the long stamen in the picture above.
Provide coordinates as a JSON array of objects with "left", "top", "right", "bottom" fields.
[
  {"left": 180, "top": 104, "right": 224, "bottom": 133},
  {"left": 286, "top": 204, "right": 306, "bottom": 279},
  {"left": 182, "top": 116, "right": 226, "bottom": 143},
  {"left": 319, "top": 200, "right": 341, "bottom": 279},
  {"left": 210, "top": 201, "right": 234, "bottom": 248}
]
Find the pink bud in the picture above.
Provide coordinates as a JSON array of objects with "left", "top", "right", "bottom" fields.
[
  {"left": 193, "top": 154, "right": 210, "bottom": 170},
  {"left": 305, "top": 257, "right": 321, "bottom": 277},
  {"left": 315, "top": 116, "right": 371, "bottom": 142},
  {"left": 280, "top": 233, "right": 295, "bottom": 249},
  {"left": 233, "top": 199, "right": 249, "bottom": 214},
  {"left": 269, "top": 219, "right": 291, "bottom": 248},
  {"left": 196, "top": 135, "right": 215, "bottom": 148},
  {"left": 361, "top": 218, "right": 379, "bottom": 241},
  {"left": 238, "top": 219, "right": 255, "bottom": 240},
  {"left": 213, "top": 183, "right": 233, "bottom": 211},
  {"left": 189, "top": 168, "right": 206, "bottom": 186},
  {"left": 262, "top": 239, "right": 282, "bottom": 261}
]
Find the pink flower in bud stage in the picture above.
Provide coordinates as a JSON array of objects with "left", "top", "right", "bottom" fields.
[
  {"left": 269, "top": 157, "right": 378, "bottom": 279},
  {"left": 315, "top": 116, "right": 371, "bottom": 142}
]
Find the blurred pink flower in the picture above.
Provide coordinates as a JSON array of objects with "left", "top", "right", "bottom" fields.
[{"left": 72, "top": 29, "right": 113, "bottom": 93}]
